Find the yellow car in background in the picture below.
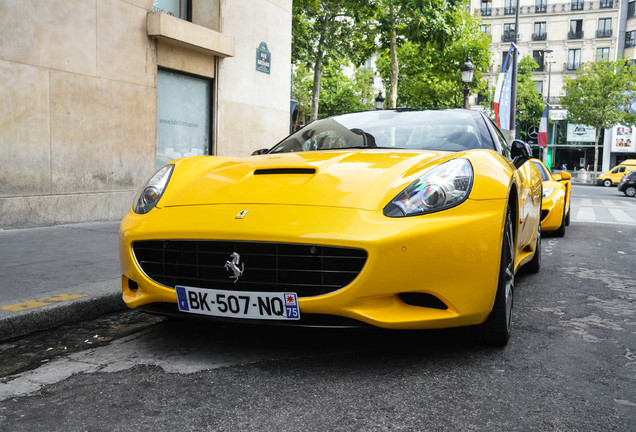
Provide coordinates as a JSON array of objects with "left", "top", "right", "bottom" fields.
[
  {"left": 120, "top": 109, "right": 542, "bottom": 346},
  {"left": 531, "top": 159, "right": 571, "bottom": 237}
]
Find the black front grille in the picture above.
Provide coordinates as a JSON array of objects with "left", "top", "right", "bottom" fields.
[{"left": 132, "top": 240, "right": 367, "bottom": 297}]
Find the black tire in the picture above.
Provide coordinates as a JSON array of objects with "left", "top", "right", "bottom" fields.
[
  {"left": 481, "top": 206, "right": 515, "bottom": 346},
  {"left": 625, "top": 186, "right": 636, "bottom": 197},
  {"left": 565, "top": 205, "right": 570, "bottom": 226},
  {"left": 603, "top": 179, "right": 612, "bottom": 187},
  {"left": 526, "top": 223, "right": 541, "bottom": 274},
  {"left": 554, "top": 202, "right": 566, "bottom": 237}
]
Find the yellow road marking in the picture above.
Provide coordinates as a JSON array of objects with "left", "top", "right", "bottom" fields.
[{"left": 1, "top": 294, "right": 88, "bottom": 312}]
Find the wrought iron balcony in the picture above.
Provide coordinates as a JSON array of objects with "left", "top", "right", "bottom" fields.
[
  {"left": 532, "top": 32, "right": 547, "bottom": 41},
  {"left": 596, "top": 29, "right": 612, "bottom": 38},
  {"left": 600, "top": 0, "right": 613, "bottom": 8},
  {"left": 501, "top": 32, "right": 518, "bottom": 42},
  {"left": 480, "top": 6, "right": 492, "bottom": 16},
  {"left": 535, "top": 4, "right": 547, "bottom": 13},
  {"left": 565, "top": 62, "right": 581, "bottom": 71},
  {"left": 568, "top": 30, "right": 584, "bottom": 39},
  {"left": 504, "top": 6, "right": 516, "bottom": 14}
]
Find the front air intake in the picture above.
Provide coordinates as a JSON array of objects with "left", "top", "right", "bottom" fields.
[
  {"left": 254, "top": 168, "right": 316, "bottom": 175},
  {"left": 132, "top": 240, "right": 367, "bottom": 298}
]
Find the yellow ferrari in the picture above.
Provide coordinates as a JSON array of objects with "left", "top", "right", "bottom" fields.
[
  {"left": 531, "top": 159, "right": 571, "bottom": 237},
  {"left": 120, "top": 110, "right": 542, "bottom": 346}
]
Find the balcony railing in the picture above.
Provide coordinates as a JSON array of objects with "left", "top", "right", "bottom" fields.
[
  {"left": 626, "top": 39, "right": 636, "bottom": 48},
  {"left": 501, "top": 32, "right": 518, "bottom": 42},
  {"left": 565, "top": 62, "right": 581, "bottom": 71},
  {"left": 568, "top": 30, "right": 584, "bottom": 39},
  {"left": 532, "top": 32, "right": 547, "bottom": 41},
  {"left": 596, "top": 29, "right": 613, "bottom": 38},
  {"left": 476, "top": 1, "right": 616, "bottom": 18}
]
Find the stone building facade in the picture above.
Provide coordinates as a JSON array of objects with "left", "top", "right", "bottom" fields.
[
  {"left": 0, "top": 0, "right": 292, "bottom": 228},
  {"left": 472, "top": 0, "right": 636, "bottom": 171}
]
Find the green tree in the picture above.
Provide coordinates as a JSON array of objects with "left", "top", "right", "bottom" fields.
[
  {"left": 560, "top": 60, "right": 636, "bottom": 176},
  {"left": 373, "top": 0, "right": 489, "bottom": 109},
  {"left": 516, "top": 56, "right": 545, "bottom": 142},
  {"left": 292, "top": 0, "right": 376, "bottom": 121},
  {"left": 374, "top": 5, "right": 490, "bottom": 109}
]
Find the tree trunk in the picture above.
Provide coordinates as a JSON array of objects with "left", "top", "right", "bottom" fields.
[
  {"left": 593, "top": 125, "right": 601, "bottom": 179},
  {"left": 389, "top": 5, "right": 398, "bottom": 109},
  {"left": 310, "top": 47, "right": 324, "bottom": 122}
]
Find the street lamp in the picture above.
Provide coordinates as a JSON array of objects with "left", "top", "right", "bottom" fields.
[
  {"left": 460, "top": 55, "right": 475, "bottom": 109},
  {"left": 375, "top": 92, "right": 385, "bottom": 110}
]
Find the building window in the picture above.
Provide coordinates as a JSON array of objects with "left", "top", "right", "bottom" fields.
[
  {"left": 571, "top": 0, "right": 584, "bottom": 11},
  {"left": 597, "top": 18, "right": 612, "bottom": 38},
  {"left": 535, "top": 0, "right": 547, "bottom": 13},
  {"left": 534, "top": 81, "right": 544, "bottom": 95},
  {"left": 532, "top": 50, "right": 546, "bottom": 72},
  {"left": 629, "top": 1, "right": 636, "bottom": 18},
  {"left": 505, "top": 0, "right": 516, "bottom": 14},
  {"left": 568, "top": 49, "right": 581, "bottom": 70},
  {"left": 481, "top": 0, "right": 492, "bottom": 16},
  {"left": 596, "top": 48, "right": 610, "bottom": 61},
  {"left": 626, "top": 31, "right": 636, "bottom": 48},
  {"left": 479, "top": 24, "right": 491, "bottom": 37},
  {"left": 502, "top": 23, "right": 516, "bottom": 42},
  {"left": 600, "top": 0, "right": 614, "bottom": 8},
  {"left": 153, "top": 0, "right": 191, "bottom": 21},
  {"left": 156, "top": 69, "right": 212, "bottom": 168},
  {"left": 533, "top": 22, "right": 547, "bottom": 41},
  {"left": 569, "top": 20, "right": 583, "bottom": 39}
]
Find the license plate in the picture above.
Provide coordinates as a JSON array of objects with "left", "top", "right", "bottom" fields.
[{"left": 175, "top": 286, "right": 300, "bottom": 320}]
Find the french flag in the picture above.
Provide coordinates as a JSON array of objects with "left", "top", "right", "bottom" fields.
[
  {"left": 538, "top": 106, "right": 548, "bottom": 147},
  {"left": 494, "top": 44, "right": 514, "bottom": 128}
]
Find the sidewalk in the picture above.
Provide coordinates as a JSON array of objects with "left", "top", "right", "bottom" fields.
[{"left": 0, "top": 221, "right": 124, "bottom": 342}]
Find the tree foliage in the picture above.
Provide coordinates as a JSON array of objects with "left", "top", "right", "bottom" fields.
[
  {"left": 292, "top": 0, "right": 491, "bottom": 119},
  {"left": 292, "top": 0, "right": 376, "bottom": 121},
  {"left": 515, "top": 56, "right": 545, "bottom": 142},
  {"left": 560, "top": 60, "right": 636, "bottom": 174}
]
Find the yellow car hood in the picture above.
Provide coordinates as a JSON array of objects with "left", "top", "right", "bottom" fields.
[{"left": 160, "top": 150, "right": 458, "bottom": 211}]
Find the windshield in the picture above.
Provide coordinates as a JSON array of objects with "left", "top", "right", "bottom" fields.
[
  {"left": 270, "top": 110, "right": 494, "bottom": 153},
  {"left": 531, "top": 161, "right": 551, "bottom": 181}
]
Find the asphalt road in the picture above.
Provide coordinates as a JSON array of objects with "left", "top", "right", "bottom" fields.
[{"left": 1, "top": 185, "right": 634, "bottom": 431}]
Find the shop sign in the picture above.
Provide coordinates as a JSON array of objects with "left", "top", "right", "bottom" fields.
[
  {"left": 256, "top": 42, "right": 271, "bottom": 74},
  {"left": 611, "top": 125, "right": 636, "bottom": 152},
  {"left": 549, "top": 109, "right": 567, "bottom": 121},
  {"left": 567, "top": 124, "right": 596, "bottom": 142}
]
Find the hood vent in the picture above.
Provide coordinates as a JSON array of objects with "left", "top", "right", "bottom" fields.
[{"left": 254, "top": 168, "right": 316, "bottom": 175}]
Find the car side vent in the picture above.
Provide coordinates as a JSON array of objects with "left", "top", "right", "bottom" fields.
[
  {"left": 254, "top": 168, "right": 316, "bottom": 175},
  {"left": 398, "top": 292, "right": 448, "bottom": 310}
]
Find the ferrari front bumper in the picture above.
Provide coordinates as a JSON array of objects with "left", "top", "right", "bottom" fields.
[{"left": 120, "top": 198, "right": 507, "bottom": 330}]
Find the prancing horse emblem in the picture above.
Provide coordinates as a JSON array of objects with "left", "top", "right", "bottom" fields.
[{"left": 224, "top": 252, "right": 244, "bottom": 283}]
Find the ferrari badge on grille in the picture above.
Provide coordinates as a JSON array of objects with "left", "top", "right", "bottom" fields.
[{"left": 224, "top": 252, "right": 244, "bottom": 283}]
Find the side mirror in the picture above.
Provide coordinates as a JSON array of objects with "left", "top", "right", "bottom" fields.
[
  {"left": 559, "top": 171, "right": 572, "bottom": 180},
  {"left": 251, "top": 148, "right": 269, "bottom": 156},
  {"left": 511, "top": 139, "right": 531, "bottom": 169}
]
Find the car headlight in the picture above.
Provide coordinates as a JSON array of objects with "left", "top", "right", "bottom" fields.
[
  {"left": 384, "top": 158, "right": 473, "bottom": 217},
  {"left": 133, "top": 164, "right": 174, "bottom": 214},
  {"left": 542, "top": 187, "right": 555, "bottom": 198}
]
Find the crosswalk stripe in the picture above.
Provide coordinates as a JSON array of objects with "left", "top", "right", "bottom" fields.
[
  {"left": 608, "top": 208, "right": 634, "bottom": 223},
  {"left": 576, "top": 207, "right": 596, "bottom": 221}
]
